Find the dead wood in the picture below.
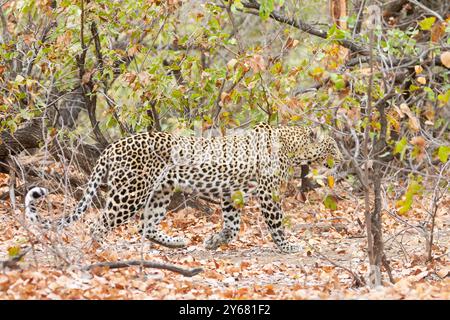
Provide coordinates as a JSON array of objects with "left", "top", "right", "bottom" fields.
[{"left": 83, "top": 260, "right": 203, "bottom": 277}]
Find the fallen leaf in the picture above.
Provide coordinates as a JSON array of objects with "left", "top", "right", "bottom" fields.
[
  {"left": 0, "top": 275, "right": 9, "bottom": 291},
  {"left": 436, "top": 267, "right": 449, "bottom": 278}
]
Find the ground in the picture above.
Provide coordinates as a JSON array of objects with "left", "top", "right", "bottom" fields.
[{"left": 0, "top": 172, "right": 449, "bottom": 299}]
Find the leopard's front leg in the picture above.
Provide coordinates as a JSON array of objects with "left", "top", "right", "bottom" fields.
[{"left": 257, "top": 177, "right": 302, "bottom": 254}]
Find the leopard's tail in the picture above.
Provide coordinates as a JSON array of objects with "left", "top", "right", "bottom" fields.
[{"left": 24, "top": 155, "right": 108, "bottom": 230}]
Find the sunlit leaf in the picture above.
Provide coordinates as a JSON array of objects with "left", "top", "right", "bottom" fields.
[
  {"left": 323, "top": 195, "right": 337, "bottom": 211},
  {"left": 327, "top": 176, "right": 335, "bottom": 189},
  {"left": 419, "top": 17, "right": 436, "bottom": 31},
  {"left": 394, "top": 137, "right": 408, "bottom": 160},
  {"left": 438, "top": 146, "right": 450, "bottom": 163},
  {"left": 7, "top": 246, "right": 21, "bottom": 258},
  {"left": 231, "top": 190, "right": 245, "bottom": 208}
]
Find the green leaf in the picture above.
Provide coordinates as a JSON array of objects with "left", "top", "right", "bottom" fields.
[
  {"left": 396, "top": 176, "right": 423, "bottom": 215},
  {"left": 419, "top": 17, "right": 436, "bottom": 31},
  {"left": 208, "top": 17, "right": 221, "bottom": 31},
  {"left": 327, "top": 24, "right": 346, "bottom": 40},
  {"left": 231, "top": 190, "right": 245, "bottom": 208},
  {"left": 259, "top": 0, "right": 274, "bottom": 20},
  {"left": 105, "top": 114, "right": 118, "bottom": 129},
  {"left": 394, "top": 137, "right": 408, "bottom": 160},
  {"left": 326, "top": 157, "right": 335, "bottom": 168},
  {"left": 437, "top": 89, "right": 450, "bottom": 105},
  {"left": 438, "top": 146, "right": 450, "bottom": 163},
  {"left": 334, "top": 78, "right": 345, "bottom": 90},
  {"left": 323, "top": 195, "right": 337, "bottom": 211},
  {"left": 397, "top": 196, "right": 413, "bottom": 215},
  {"left": 271, "top": 190, "right": 280, "bottom": 203},
  {"left": 231, "top": 0, "right": 244, "bottom": 12},
  {"left": 423, "top": 86, "right": 435, "bottom": 101}
]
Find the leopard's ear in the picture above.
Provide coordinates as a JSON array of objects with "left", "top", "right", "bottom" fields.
[{"left": 316, "top": 129, "right": 326, "bottom": 142}]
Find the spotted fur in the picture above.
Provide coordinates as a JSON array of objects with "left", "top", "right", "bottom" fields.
[{"left": 24, "top": 123, "right": 342, "bottom": 253}]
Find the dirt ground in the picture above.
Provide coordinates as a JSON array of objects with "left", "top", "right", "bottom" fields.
[{"left": 0, "top": 177, "right": 449, "bottom": 299}]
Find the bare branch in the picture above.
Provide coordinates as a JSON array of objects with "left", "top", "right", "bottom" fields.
[
  {"left": 313, "top": 250, "right": 365, "bottom": 287},
  {"left": 238, "top": 1, "right": 369, "bottom": 55},
  {"left": 83, "top": 260, "right": 203, "bottom": 277},
  {"left": 407, "top": 0, "right": 444, "bottom": 22}
]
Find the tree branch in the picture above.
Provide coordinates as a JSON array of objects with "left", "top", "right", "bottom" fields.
[
  {"left": 313, "top": 250, "right": 365, "bottom": 287},
  {"left": 407, "top": 0, "right": 444, "bottom": 22},
  {"left": 239, "top": 1, "right": 369, "bottom": 55},
  {"left": 75, "top": 2, "right": 109, "bottom": 147},
  {"left": 83, "top": 260, "right": 203, "bottom": 277}
]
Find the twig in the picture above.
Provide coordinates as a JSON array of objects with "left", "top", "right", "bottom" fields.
[
  {"left": 363, "top": 4, "right": 376, "bottom": 281},
  {"left": 26, "top": 21, "right": 56, "bottom": 76},
  {"left": 0, "top": 2, "right": 10, "bottom": 42},
  {"left": 7, "top": 157, "right": 16, "bottom": 211},
  {"left": 221, "top": 0, "right": 244, "bottom": 54},
  {"left": 426, "top": 161, "right": 449, "bottom": 261},
  {"left": 382, "top": 254, "right": 395, "bottom": 284},
  {"left": 407, "top": 0, "right": 444, "bottom": 22},
  {"left": 90, "top": 22, "right": 130, "bottom": 136},
  {"left": 212, "top": 70, "right": 229, "bottom": 124},
  {"left": 237, "top": 1, "right": 369, "bottom": 55},
  {"left": 83, "top": 260, "right": 203, "bottom": 277},
  {"left": 75, "top": 1, "right": 109, "bottom": 147},
  {"left": 259, "top": 75, "right": 273, "bottom": 123},
  {"left": 312, "top": 250, "right": 365, "bottom": 287}
]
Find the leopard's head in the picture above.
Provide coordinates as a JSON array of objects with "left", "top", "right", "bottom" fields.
[
  {"left": 284, "top": 129, "right": 343, "bottom": 168},
  {"left": 317, "top": 135, "right": 343, "bottom": 168}
]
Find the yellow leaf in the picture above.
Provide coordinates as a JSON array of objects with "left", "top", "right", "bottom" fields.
[
  {"left": 416, "top": 76, "right": 426, "bottom": 85},
  {"left": 440, "top": 52, "right": 450, "bottom": 68},
  {"left": 7, "top": 246, "right": 20, "bottom": 258},
  {"left": 414, "top": 65, "right": 423, "bottom": 74},
  {"left": 327, "top": 176, "right": 335, "bottom": 189}
]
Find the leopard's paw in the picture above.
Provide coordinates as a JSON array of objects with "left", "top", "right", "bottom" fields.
[{"left": 204, "top": 233, "right": 225, "bottom": 250}]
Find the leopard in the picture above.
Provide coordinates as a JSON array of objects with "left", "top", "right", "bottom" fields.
[{"left": 25, "top": 123, "right": 343, "bottom": 253}]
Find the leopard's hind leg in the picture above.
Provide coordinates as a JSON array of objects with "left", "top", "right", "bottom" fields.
[
  {"left": 138, "top": 183, "right": 187, "bottom": 248},
  {"left": 89, "top": 187, "right": 141, "bottom": 241}
]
